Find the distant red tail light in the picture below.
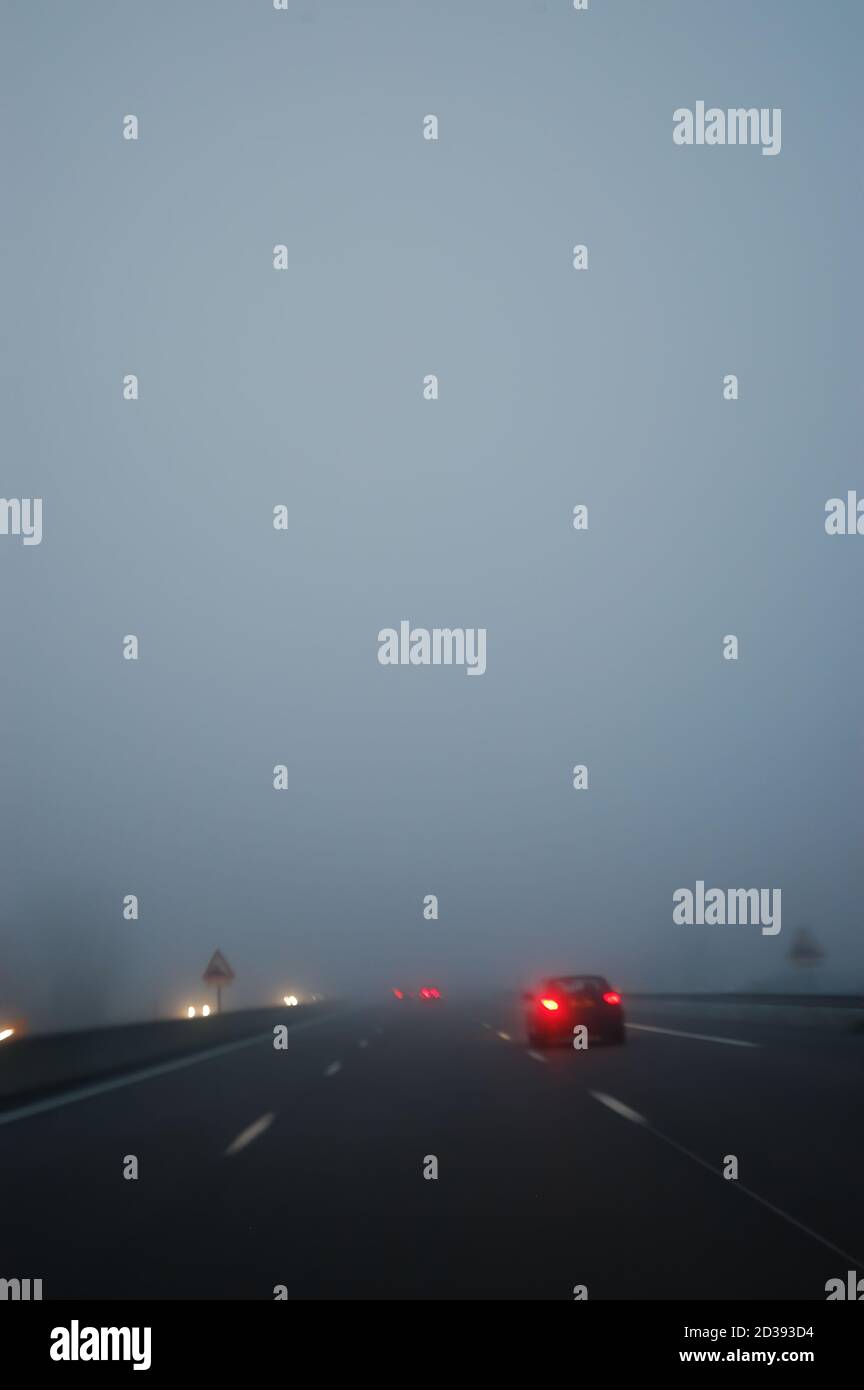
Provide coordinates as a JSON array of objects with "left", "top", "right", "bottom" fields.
[
  {"left": 602, "top": 991, "right": 621, "bottom": 1006},
  {"left": 393, "top": 988, "right": 404, "bottom": 999},
  {"left": 419, "top": 988, "right": 431, "bottom": 999},
  {"left": 430, "top": 988, "right": 440, "bottom": 998},
  {"left": 539, "top": 997, "right": 560, "bottom": 1011}
]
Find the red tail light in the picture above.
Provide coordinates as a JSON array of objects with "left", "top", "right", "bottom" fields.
[
  {"left": 539, "top": 997, "right": 560, "bottom": 1011},
  {"left": 420, "top": 988, "right": 431, "bottom": 998},
  {"left": 602, "top": 991, "right": 621, "bottom": 1006},
  {"left": 430, "top": 988, "right": 440, "bottom": 998},
  {"left": 393, "top": 988, "right": 404, "bottom": 999}
]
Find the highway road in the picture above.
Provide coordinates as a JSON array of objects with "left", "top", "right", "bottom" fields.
[{"left": 1, "top": 998, "right": 862, "bottom": 1300}]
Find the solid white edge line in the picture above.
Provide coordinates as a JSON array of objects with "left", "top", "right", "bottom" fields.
[{"left": 627, "top": 1022, "right": 758, "bottom": 1048}]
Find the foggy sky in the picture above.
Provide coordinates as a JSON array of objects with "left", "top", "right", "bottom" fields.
[{"left": 2, "top": 0, "right": 862, "bottom": 1031}]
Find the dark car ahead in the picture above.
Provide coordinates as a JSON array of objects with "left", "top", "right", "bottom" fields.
[{"left": 523, "top": 975, "right": 626, "bottom": 1047}]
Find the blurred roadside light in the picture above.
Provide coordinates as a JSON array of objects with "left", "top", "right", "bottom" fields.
[
  {"left": 202, "top": 1005, "right": 211, "bottom": 1017},
  {"left": 186, "top": 1006, "right": 197, "bottom": 1019},
  {"left": 0, "top": 1027, "right": 15, "bottom": 1043},
  {"left": 283, "top": 995, "right": 299, "bottom": 1007}
]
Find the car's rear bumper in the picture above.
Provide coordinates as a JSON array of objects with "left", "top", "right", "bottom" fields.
[{"left": 527, "top": 1009, "right": 625, "bottom": 1041}]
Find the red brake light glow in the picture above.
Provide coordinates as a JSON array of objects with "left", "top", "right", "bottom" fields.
[
  {"left": 539, "top": 998, "right": 559, "bottom": 1011},
  {"left": 602, "top": 991, "right": 621, "bottom": 1006},
  {"left": 393, "top": 988, "right": 404, "bottom": 999}
]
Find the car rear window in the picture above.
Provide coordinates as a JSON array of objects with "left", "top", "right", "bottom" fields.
[{"left": 549, "top": 977, "right": 606, "bottom": 996}]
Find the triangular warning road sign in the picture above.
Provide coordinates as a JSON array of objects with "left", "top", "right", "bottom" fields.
[
  {"left": 203, "top": 950, "right": 235, "bottom": 985},
  {"left": 787, "top": 927, "right": 825, "bottom": 965}
]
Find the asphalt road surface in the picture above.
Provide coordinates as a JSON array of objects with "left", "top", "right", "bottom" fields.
[{"left": 2, "top": 999, "right": 861, "bottom": 1300}]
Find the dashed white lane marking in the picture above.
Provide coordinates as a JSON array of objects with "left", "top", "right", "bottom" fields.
[
  {"left": 590, "top": 1091, "right": 648, "bottom": 1126},
  {"left": 224, "top": 1112, "right": 275, "bottom": 1156},
  {"left": 358, "top": 1039, "right": 368, "bottom": 1048},
  {"left": 590, "top": 1091, "right": 863, "bottom": 1268},
  {"left": 496, "top": 1031, "right": 511, "bottom": 1041},
  {"left": 627, "top": 1022, "right": 758, "bottom": 1049},
  {"left": 528, "top": 1050, "right": 548, "bottom": 1063},
  {"left": 324, "top": 1061, "right": 342, "bottom": 1077}
]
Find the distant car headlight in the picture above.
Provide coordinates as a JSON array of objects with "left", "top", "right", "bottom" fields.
[
  {"left": 0, "top": 1027, "right": 15, "bottom": 1043},
  {"left": 186, "top": 1006, "right": 197, "bottom": 1018},
  {"left": 284, "top": 995, "right": 299, "bottom": 1007}
]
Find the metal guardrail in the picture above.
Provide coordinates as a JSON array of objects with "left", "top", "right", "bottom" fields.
[{"left": 625, "top": 992, "right": 864, "bottom": 1008}]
